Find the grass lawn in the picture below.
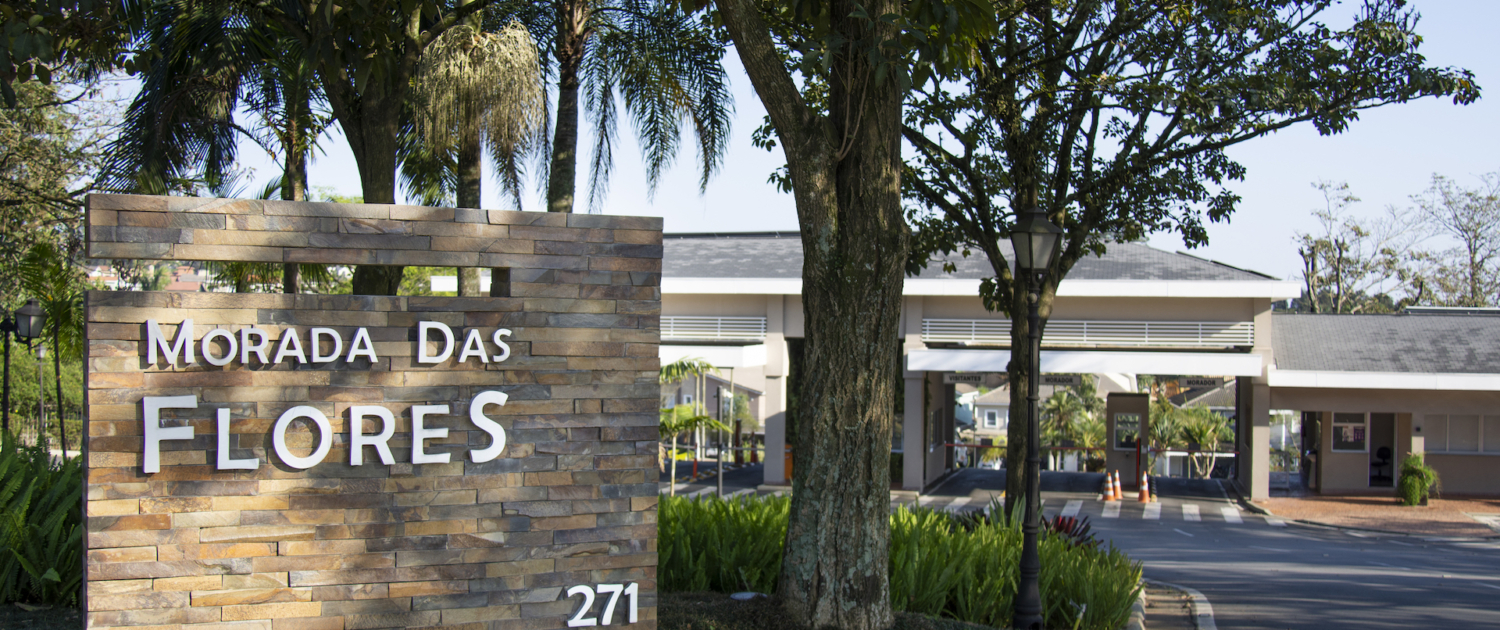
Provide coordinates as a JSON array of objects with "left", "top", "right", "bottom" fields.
[
  {"left": 0, "top": 604, "right": 81, "bottom": 629},
  {"left": 660, "top": 592, "right": 998, "bottom": 630}
]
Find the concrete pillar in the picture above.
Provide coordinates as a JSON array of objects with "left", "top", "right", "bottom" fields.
[
  {"left": 1248, "top": 383, "right": 1271, "bottom": 499},
  {"left": 902, "top": 296, "right": 927, "bottom": 491},
  {"left": 763, "top": 295, "right": 788, "bottom": 486},
  {"left": 903, "top": 375, "right": 926, "bottom": 490}
]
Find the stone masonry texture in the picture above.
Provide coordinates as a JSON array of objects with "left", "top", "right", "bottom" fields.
[{"left": 83, "top": 194, "right": 662, "bottom": 630}]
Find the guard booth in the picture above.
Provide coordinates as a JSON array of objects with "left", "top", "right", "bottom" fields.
[{"left": 1106, "top": 393, "right": 1150, "bottom": 490}]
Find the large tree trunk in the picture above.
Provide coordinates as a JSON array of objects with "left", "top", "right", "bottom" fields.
[
  {"left": 547, "top": 0, "right": 587, "bottom": 214},
  {"left": 717, "top": 0, "right": 905, "bottom": 626},
  {"left": 329, "top": 77, "right": 407, "bottom": 295}
]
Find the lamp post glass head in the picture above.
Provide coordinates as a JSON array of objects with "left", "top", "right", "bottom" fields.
[
  {"left": 15, "top": 300, "right": 45, "bottom": 340},
  {"left": 1009, "top": 210, "right": 1064, "bottom": 273}
]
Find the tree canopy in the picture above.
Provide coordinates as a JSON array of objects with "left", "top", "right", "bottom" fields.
[{"left": 901, "top": 0, "right": 1480, "bottom": 513}]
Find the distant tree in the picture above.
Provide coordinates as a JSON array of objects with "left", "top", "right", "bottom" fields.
[
  {"left": 1294, "top": 181, "right": 1425, "bottom": 313},
  {"left": 1408, "top": 173, "right": 1500, "bottom": 307},
  {"left": 0, "top": 80, "right": 109, "bottom": 301}
]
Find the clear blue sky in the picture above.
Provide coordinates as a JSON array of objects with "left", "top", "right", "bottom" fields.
[{"left": 234, "top": 1, "right": 1497, "bottom": 282}]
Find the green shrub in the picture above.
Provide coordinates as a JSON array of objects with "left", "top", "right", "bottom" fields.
[
  {"left": 659, "top": 494, "right": 790, "bottom": 593},
  {"left": 1398, "top": 453, "right": 1440, "bottom": 506},
  {"left": 660, "top": 495, "right": 1141, "bottom": 630},
  {"left": 0, "top": 432, "right": 83, "bottom": 607}
]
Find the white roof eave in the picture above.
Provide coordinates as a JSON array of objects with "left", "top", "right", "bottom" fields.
[{"left": 663, "top": 277, "right": 1301, "bottom": 299}]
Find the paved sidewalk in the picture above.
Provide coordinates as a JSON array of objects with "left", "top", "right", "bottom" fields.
[{"left": 1253, "top": 495, "right": 1500, "bottom": 538}]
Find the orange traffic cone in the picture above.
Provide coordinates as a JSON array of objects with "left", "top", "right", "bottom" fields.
[
  {"left": 1112, "top": 471, "right": 1123, "bottom": 502},
  {"left": 1138, "top": 472, "right": 1150, "bottom": 502},
  {"left": 1101, "top": 473, "right": 1114, "bottom": 501}
]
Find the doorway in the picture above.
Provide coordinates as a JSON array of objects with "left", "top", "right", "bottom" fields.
[
  {"left": 1299, "top": 411, "right": 1320, "bottom": 490},
  {"left": 1369, "top": 413, "right": 1396, "bottom": 488}
]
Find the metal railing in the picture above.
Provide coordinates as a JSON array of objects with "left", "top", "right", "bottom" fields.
[
  {"left": 921, "top": 318, "right": 1254, "bottom": 348},
  {"left": 661, "top": 316, "right": 768, "bottom": 341}
]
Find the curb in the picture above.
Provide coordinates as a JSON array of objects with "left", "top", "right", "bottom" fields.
[
  {"left": 1221, "top": 480, "right": 1500, "bottom": 541},
  {"left": 1144, "top": 579, "right": 1214, "bottom": 630},
  {"left": 1124, "top": 583, "right": 1146, "bottom": 630}
]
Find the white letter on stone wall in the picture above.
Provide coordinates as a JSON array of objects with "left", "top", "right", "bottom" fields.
[
  {"left": 411, "top": 405, "right": 451, "bottom": 464},
  {"left": 458, "top": 328, "right": 489, "bottom": 363},
  {"left": 272, "top": 406, "right": 333, "bottom": 469},
  {"left": 350, "top": 406, "right": 396, "bottom": 466},
  {"left": 216, "top": 408, "right": 259, "bottom": 470},
  {"left": 241, "top": 327, "right": 270, "bottom": 364},
  {"left": 146, "top": 319, "right": 194, "bottom": 366},
  {"left": 417, "top": 321, "right": 454, "bottom": 364},
  {"left": 201, "top": 328, "right": 238, "bottom": 367},
  {"left": 491, "top": 328, "right": 513, "bottom": 362},
  {"left": 469, "top": 391, "right": 509, "bottom": 463},
  {"left": 142, "top": 395, "right": 196, "bottom": 474},
  {"left": 273, "top": 328, "right": 307, "bottom": 364},
  {"left": 310, "top": 327, "right": 342, "bottom": 363},
  {"left": 346, "top": 328, "right": 378, "bottom": 363}
]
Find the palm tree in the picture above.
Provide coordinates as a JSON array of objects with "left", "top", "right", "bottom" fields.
[
  {"left": 1179, "top": 407, "right": 1232, "bottom": 479},
  {"left": 658, "top": 404, "right": 726, "bottom": 496},
  {"left": 489, "top": 0, "right": 733, "bottom": 213},
  {"left": 17, "top": 243, "right": 83, "bottom": 452},
  {"left": 659, "top": 356, "right": 719, "bottom": 480},
  {"left": 100, "top": 0, "right": 334, "bottom": 292},
  {"left": 406, "top": 18, "right": 545, "bottom": 295}
]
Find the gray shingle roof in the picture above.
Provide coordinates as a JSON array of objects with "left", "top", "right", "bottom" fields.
[
  {"left": 1273, "top": 313, "right": 1500, "bottom": 374},
  {"left": 662, "top": 232, "right": 1275, "bottom": 281}
]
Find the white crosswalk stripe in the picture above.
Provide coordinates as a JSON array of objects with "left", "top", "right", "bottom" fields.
[
  {"left": 1143, "top": 502, "right": 1161, "bottom": 520},
  {"left": 1061, "top": 500, "right": 1083, "bottom": 517},
  {"left": 1102, "top": 502, "right": 1121, "bottom": 518},
  {"left": 946, "top": 497, "right": 974, "bottom": 512},
  {"left": 1265, "top": 515, "right": 1286, "bottom": 526},
  {"left": 1182, "top": 504, "right": 1201, "bottom": 522},
  {"left": 1220, "top": 506, "right": 1243, "bottom": 524}
]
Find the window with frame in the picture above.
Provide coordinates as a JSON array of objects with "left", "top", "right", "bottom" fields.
[
  {"left": 1332, "top": 412, "right": 1366, "bottom": 452},
  {"left": 1114, "top": 413, "right": 1140, "bottom": 450},
  {"left": 1422, "top": 414, "right": 1500, "bottom": 454},
  {"left": 984, "top": 410, "right": 999, "bottom": 429}
]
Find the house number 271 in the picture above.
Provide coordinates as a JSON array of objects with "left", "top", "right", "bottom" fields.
[{"left": 566, "top": 583, "right": 639, "bottom": 627}]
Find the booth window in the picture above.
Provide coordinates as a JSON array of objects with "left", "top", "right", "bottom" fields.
[
  {"left": 1114, "top": 413, "right": 1140, "bottom": 451},
  {"left": 1423, "top": 414, "right": 1500, "bottom": 454},
  {"left": 1332, "top": 412, "right": 1366, "bottom": 452}
]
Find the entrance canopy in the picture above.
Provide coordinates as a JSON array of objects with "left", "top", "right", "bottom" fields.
[{"left": 907, "top": 348, "right": 1264, "bottom": 376}]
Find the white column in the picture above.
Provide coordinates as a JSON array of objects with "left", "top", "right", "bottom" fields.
[
  {"left": 763, "top": 295, "right": 789, "bottom": 486},
  {"left": 902, "top": 296, "right": 927, "bottom": 491}
]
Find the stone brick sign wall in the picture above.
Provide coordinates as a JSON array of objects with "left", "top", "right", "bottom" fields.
[{"left": 83, "top": 194, "right": 662, "bottom": 630}]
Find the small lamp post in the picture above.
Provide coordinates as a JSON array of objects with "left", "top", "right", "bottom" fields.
[
  {"left": 1008, "top": 209, "right": 1063, "bottom": 630},
  {"left": 1, "top": 299, "right": 46, "bottom": 434}
]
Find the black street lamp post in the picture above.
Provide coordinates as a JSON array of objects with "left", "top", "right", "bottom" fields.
[
  {"left": 1008, "top": 209, "right": 1063, "bottom": 630},
  {"left": 1, "top": 299, "right": 46, "bottom": 435}
]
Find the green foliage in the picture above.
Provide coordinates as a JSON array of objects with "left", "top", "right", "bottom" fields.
[
  {"left": 659, "top": 494, "right": 790, "bottom": 593},
  {"left": 397, "top": 267, "right": 458, "bottom": 297},
  {"left": 1398, "top": 453, "right": 1440, "bottom": 507},
  {"left": 0, "top": 433, "right": 83, "bottom": 607},
  {"left": 660, "top": 495, "right": 1142, "bottom": 630},
  {"left": 0, "top": 80, "right": 105, "bottom": 302},
  {"left": 2, "top": 341, "right": 84, "bottom": 439},
  {"left": 660, "top": 405, "right": 727, "bottom": 440}
]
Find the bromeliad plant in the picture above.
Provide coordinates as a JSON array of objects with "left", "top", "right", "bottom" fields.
[{"left": 0, "top": 432, "right": 83, "bottom": 607}]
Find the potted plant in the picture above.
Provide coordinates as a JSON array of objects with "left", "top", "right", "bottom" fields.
[{"left": 1398, "top": 453, "right": 1440, "bottom": 506}]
